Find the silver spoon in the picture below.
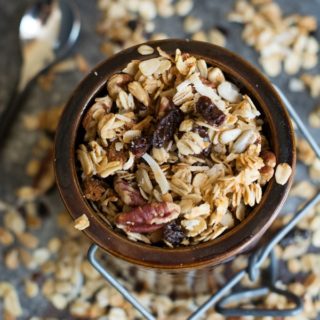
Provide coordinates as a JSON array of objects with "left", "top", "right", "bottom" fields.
[{"left": 0, "top": 0, "right": 80, "bottom": 148}]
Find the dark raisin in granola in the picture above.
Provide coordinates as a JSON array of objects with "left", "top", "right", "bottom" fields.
[
  {"left": 196, "top": 96, "right": 226, "bottom": 126},
  {"left": 152, "top": 107, "right": 183, "bottom": 148},
  {"left": 194, "top": 126, "right": 209, "bottom": 139},
  {"left": 163, "top": 220, "right": 185, "bottom": 246},
  {"left": 129, "top": 136, "right": 151, "bottom": 158}
]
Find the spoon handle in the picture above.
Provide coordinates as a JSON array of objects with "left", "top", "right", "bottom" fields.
[{"left": 0, "top": 85, "right": 29, "bottom": 152}]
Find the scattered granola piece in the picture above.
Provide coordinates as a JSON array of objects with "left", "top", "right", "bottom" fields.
[
  {"left": 301, "top": 74, "right": 320, "bottom": 98},
  {"left": 175, "top": 0, "right": 193, "bottom": 16},
  {"left": 0, "top": 282, "right": 23, "bottom": 317},
  {"left": 290, "top": 180, "right": 317, "bottom": 199},
  {"left": 138, "top": 44, "right": 154, "bottom": 55},
  {"left": 4, "top": 210, "right": 26, "bottom": 234},
  {"left": 309, "top": 158, "right": 320, "bottom": 181},
  {"left": 183, "top": 16, "right": 203, "bottom": 33},
  {"left": 297, "top": 137, "right": 316, "bottom": 165},
  {"left": 228, "top": 0, "right": 319, "bottom": 76},
  {"left": 288, "top": 78, "right": 305, "bottom": 92},
  {"left": 208, "top": 28, "right": 226, "bottom": 47},
  {"left": 25, "top": 280, "right": 39, "bottom": 298},
  {"left": 309, "top": 106, "right": 320, "bottom": 128},
  {"left": 0, "top": 227, "right": 14, "bottom": 246},
  {"left": 17, "top": 232, "right": 39, "bottom": 249},
  {"left": 74, "top": 214, "right": 90, "bottom": 230},
  {"left": 4, "top": 249, "right": 19, "bottom": 269},
  {"left": 275, "top": 163, "right": 293, "bottom": 185}
]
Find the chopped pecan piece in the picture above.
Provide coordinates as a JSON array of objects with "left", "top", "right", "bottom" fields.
[
  {"left": 107, "top": 141, "right": 128, "bottom": 163},
  {"left": 115, "top": 202, "right": 180, "bottom": 233},
  {"left": 114, "top": 177, "right": 145, "bottom": 207},
  {"left": 196, "top": 96, "right": 226, "bottom": 126},
  {"left": 83, "top": 178, "right": 107, "bottom": 201},
  {"left": 152, "top": 107, "right": 183, "bottom": 148}
]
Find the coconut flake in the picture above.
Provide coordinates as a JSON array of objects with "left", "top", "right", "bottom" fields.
[
  {"left": 123, "top": 152, "right": 135, "bottom": 170},
  {"left": 142, "top": 153, "right": 170, "bottom": 194},
  {"left": 189, "top": 73, "right": 223, "bottom": 107}
]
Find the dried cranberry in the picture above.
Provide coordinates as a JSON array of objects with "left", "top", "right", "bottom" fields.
[
  {"left": 196, "top": 96, "right": 226, "bottom": 126},
  {"left": 152, "top": 107, "right": 183, "bottom": 148},
  {"left": 129, "top": 136, "right": 151, "bottom": 158},
  {"left": 163, "top": 221, "right": 185, "bottom": 246}
]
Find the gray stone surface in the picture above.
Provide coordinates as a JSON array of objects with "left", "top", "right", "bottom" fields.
[{"left": 0, "top": 0, "right": 319, "bottom": 318}]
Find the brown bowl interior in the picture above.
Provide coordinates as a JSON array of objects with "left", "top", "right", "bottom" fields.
[{"left": 54, "top": 39, "right": 295, "bottom": 270}]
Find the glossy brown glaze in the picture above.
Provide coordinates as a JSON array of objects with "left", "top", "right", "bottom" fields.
[{"left": 54, "top": 39, "right": 296, "bottom": 271}]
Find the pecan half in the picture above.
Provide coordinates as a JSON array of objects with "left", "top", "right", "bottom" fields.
[
  {"left": 196, "top": 96, "right": 226, "bottom": 126},
  {"left": 83, "top": 177, "right": 107, "bottom": 201},
  {"left": 152, "top": 107, "right": 183, "bottom": 148},
  {"left": 115, "top": 202, "right": 180, "bottom": 233},
  {"left": 114, "top": 177, "right": 145, "bottom": 207}
]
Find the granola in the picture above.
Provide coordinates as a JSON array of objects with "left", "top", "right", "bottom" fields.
[
  {"left": 75, "top": 47, "right": 281, "bottom": 247},
  {"left": 228, "top": 0, "right": 319, "bottom": 77}
]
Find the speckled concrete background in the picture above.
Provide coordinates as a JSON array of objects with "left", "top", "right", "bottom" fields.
[{"left": 0, "top": 0, "right": 319, "bottom": 318}]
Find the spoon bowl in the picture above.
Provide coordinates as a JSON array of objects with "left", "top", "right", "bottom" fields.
[
  {"left": 19, "top": 0, "right": 81, "bottom": 90},
  {"left": 0, "top": 0, "right": 80, "bottom": 151}
]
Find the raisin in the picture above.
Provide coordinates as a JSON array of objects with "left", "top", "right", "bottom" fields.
[
  {"left": 194, "top": 126, "right": 209, "bottom": 139},
  {"left": 196, "top": 96, "right": 226, "bottom": 126},
  {"left": 129, "top": 136, "right": 151, "bottom": 158},
  {"left": 163, "top": 221, "right": 185, "bottom": 246},
  {"left": 279, "top": 228, "right": 310, "bottom": 247},
  {"left": 152, "top": 107, "right": 183, "bottom": 148}
]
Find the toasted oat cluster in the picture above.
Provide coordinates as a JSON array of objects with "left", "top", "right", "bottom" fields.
[{"left": 76, "top": 46, "right": 278, "bottom": 247}]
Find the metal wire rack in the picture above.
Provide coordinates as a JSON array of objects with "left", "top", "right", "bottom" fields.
[{"left": 88, "top": 85, "right": 320, "bottom": 320}]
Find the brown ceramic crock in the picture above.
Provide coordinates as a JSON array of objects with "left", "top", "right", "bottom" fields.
[{"left": 54, "top": 39, "right": 295, "bottom": 295}]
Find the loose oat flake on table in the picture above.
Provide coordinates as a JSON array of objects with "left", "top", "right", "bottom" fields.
[{"left": 76, "top": 46, "right": 289, "bottom": 247}]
